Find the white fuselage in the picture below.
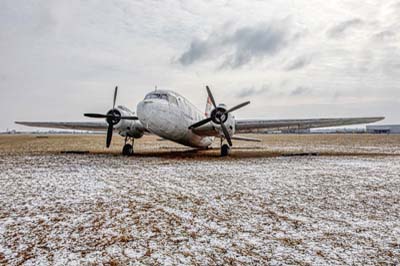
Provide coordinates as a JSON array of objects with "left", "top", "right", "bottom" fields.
[{"left": 136, "top": 90, "right": 214, "bottom": 148}]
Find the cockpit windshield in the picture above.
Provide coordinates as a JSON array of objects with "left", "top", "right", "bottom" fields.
[
  {"left": 144, "top": 92, "right": 178, "bottom": 105},
  {"left": 145, "top": 93, "right": 169, "bottom": 101}
]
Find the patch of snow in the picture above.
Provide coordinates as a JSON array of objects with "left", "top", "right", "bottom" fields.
[{"left": 0, "top": 154, "right": 399, "bottom": 265}]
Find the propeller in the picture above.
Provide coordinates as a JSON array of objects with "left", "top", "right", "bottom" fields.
[
  {"left": 189, "top": 86, "right": 250, "bottom": 146},
  {"left": 84, "top": 86, "right": 138, "bottom": 148}
]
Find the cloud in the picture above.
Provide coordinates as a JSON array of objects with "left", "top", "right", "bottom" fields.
[
  {"left": 284, "top": 55, "right": 312, "bottom": 71},
  {"left": 236, "top": 85, "right": 270, "bottom": 98},
  {"left": 235, "top": 84, "right": 314, "bottom": 99},
  {"left": 290, "top": 86, "right": 312, "bottom": 96},
  {"left": 177, "top": 19, "right": 301, "bottom": 68},
  {"left": 373, "top": 30, "right": 397, "bottom": 42},
  {"left": 178, "top": 37, "right": 216, "bottom": 66},
  {"left": 327, "top": 19, "right": 364, "bottom": 38},
  {"left": 220, "top": 23, "right": 294, "bottom": 68}
]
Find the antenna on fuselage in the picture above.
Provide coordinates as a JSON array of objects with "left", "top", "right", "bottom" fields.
[{"left": 155, "top": 85, "right": 157, "bottom": 91}]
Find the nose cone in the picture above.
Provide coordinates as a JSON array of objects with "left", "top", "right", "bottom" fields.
[
  {"left": 136, "top": 100, "right": 152, "bottom": 125},
  {"left": 136, "top": 99, "right": 170, "bottom": 133}
]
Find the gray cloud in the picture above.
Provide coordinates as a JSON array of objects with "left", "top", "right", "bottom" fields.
[
  {"left": 235, "top": 84, "right": 314, "bottom": 99},
  {"left": 373, "top": 30, "right": 397, "bottom": 42},
  {"left": 178, "top": 20, "right": 300, "bottom": 68},
  {"left": 178, "top": 38, "right": 214, "bottom": 66},
  {"left": 236, "top": 85, "right": 270, "bottom": 98},
  {"left": 327, "top": 19, "right": 363, "bottom": 38},
  {"left": 220, "top": 23, "right": 293, "bottom": 68},
  {"left": 290, "top": 86, "right": 312, "bottom": 96},
  {"left": 284, "top": 55, "right": 312, "bottom": 71}
]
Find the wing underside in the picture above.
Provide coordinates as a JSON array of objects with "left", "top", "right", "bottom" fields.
[
  {"left": 15, "top": 121, "right": 109, "bottom": 131},
  {"left": 193, "top": 117, "right": 384, "bottom": 136},
  {"left": 235, "top": 117, "right": 385, "bottom": 133}
]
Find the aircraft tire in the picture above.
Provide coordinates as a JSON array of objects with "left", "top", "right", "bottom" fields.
[
  {"left": 221, "top": 144, "right": 230, "bottom": 157},
  {"left": 122, "top": 144, "right": 134, "bottom": 156}
]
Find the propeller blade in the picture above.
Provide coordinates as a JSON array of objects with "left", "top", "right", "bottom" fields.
[
  {"left": 84, "top": 113, "right": 108, "bottom": 118},
  {"left": 206, "top": 86, "right": 217, "bottom": 108},
  {"left": 220, "top": 122, "right": 232, "bottom": 146},
  {"left": 106, "top": 123, "right": 113, "bottom": 148},
  {"left": 226, "top": 101, "right": 250, "bottom": 114},
  {"left": 188, "top": 117, "right": 212, "bottom": 129},
  {"left": 120, "top": 116, "right": 139, "bottom": 120},
  {"left": 113, "top": 86, "right": 118, "bottom": 109}
]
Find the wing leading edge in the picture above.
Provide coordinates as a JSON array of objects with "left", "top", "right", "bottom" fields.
[
  {"left": 15, "top": 121, "right": 109, "bottom": 131},
  {"left": 192, "top": 116, "right": 384, "bottom": 136},
  {"left": 16, "top": 117, "right": 384, "bottom": 135},
  {"left": 235, "top": 116, "right": 385, "bottom": 133}
]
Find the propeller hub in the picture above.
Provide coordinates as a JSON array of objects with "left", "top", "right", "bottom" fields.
[
  {"left": 211, "top": 107, "right": 228, "bottom": 124},
  {"left": 106, "top": 109, "right": 121, "bottom": 125}
]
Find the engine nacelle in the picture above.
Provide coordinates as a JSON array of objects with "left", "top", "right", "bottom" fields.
[
  {"left": 213, "top": 115, "right": 236, "bottom": 137},
  {"left": 210, "top": 104, "right": 236, "bottom": 137},
  {"left": 113, "top": 106, "right": 145, "bottom": 138}
]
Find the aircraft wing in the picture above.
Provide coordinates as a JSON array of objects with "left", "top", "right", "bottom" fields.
[
  {"left": 235, "top": 116, "right": 385, "bottom": 133},
  {"left": 15, "top": 121, "right": 109, "bottom": 131},
  {"left": 193, "top": 116, "right": 384, "bottom": 135}
]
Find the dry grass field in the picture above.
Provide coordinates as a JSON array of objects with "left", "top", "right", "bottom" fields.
[
  {"left": 0, "top": 134, "right": 399, "bottom": 265},
  {"left": 0, "top": 133, "right": 399, "bottom": 157}
]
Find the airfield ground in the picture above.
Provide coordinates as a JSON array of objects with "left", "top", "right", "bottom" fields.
[{"left": 0, "top": 134, "right": 399, "bottom": 265}]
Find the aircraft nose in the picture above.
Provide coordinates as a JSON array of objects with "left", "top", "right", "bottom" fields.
[
  {"left": 137, "top": 99, "right": 172, "bottom": 133},
  {"left": 137, "top": 100, "right": 152, "bottom": 125}
]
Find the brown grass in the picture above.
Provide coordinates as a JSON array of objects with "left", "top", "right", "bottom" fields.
[{"left": 0, "top": 134, "right": 399, "bottom": 158}]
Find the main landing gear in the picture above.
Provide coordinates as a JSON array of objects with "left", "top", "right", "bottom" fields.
[
  {"left": 122, "top": 136, "right": 134, "bottom": 156},
  {"left": 220, "top": 138, "right": 230, "bottom": 157}
]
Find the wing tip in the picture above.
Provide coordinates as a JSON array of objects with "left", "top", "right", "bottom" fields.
[
  {"left": 15, "top": 121, "right": 40, "bottom": 128},
  {"left": 371, "top": 116, "right": 385, "bottom": 122}
]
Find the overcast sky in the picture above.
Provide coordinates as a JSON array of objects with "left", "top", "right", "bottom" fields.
[{"left": 1, "top": 0, "right": 400, "bottom": 131}]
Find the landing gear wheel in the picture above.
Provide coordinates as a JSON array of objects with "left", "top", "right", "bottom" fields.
[
  {"left": 122, "top": 144, "right": 134, "bottom": 156},
  {"left": 221, "top": 144, "right": 230, "bottom": 157}
]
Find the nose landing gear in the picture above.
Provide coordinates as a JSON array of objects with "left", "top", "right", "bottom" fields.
[
  {"left": 221, "top": 144, "right": 230, "bottom": 157},
  {"left": 220, "top": 138, "right": 231, "bottom": 157},
  {"left": 122, "top": 136, "right": 134, "bottom": 156}
]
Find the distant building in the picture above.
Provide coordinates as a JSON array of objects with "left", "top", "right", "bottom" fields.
[{"left": 366, "top": 125, "right": 400, "bottom": 134}]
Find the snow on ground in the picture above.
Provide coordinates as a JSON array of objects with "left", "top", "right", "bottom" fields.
[{"left": 1, "top": 152, "right": 399, "bottom": 265}]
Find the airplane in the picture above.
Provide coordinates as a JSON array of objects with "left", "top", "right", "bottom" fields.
[{"left": 16, "top": 86, "right": 384, "bottom": 156}]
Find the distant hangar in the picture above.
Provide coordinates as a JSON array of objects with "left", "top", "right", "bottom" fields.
[{"left": 366, "top": 125, "right": 400, "bottom": 134}]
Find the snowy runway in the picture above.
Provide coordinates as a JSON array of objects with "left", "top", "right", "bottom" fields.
[{"left": 1, "top": 151, "right": 399, "bottom": 265}]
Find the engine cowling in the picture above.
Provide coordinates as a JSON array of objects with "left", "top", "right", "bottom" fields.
[
  {"left": 112, "top": 106, "right": 145, "bottom": 138},
  {"left": 210, "top": 104, "right": 235, "bottom": 137}
]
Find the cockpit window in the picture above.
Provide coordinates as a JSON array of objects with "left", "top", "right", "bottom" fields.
[
  {"left": 169, "top": 95, "right": 178, "bottom": 105},
  {"left": 145, "top": 92, "right": 178, "bottom": 105},
  {"left": 145, "top": 93, "right": 169, "bottom": 101}
]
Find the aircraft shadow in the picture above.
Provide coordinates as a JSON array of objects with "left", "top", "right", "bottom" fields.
[{"left": 61, "top": 148, "right": 398, "bottom": 159}]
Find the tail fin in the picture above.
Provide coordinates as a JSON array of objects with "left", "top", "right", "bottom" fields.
[{"left": 205, "top": 96, "right": 213, "bottom": 117}]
